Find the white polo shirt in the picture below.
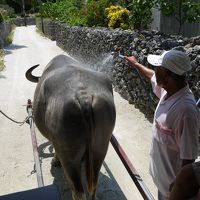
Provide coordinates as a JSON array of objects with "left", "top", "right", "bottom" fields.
[{"left": 149, "top": 74, "right": 200, "bottom": 197}]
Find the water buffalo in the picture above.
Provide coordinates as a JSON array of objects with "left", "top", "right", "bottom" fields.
[{"left": 26, "top": 55, "right": 116, "bottom": 200}]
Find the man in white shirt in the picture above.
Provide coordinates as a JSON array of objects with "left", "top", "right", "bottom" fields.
[{"left": 125, "top": 50, "right": 200, "bottom": 200}]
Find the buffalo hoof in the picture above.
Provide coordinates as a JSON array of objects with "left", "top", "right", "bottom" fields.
[{"left": 51, "top": 157, "right": 62, "bottom": 167}]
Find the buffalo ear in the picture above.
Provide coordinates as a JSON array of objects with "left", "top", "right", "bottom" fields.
[{"left": 25, "top": 64, "right": 40, "bottom": 83}]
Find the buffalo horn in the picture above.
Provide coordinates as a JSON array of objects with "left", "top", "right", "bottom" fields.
[{"left": 26, "top": 64, "right": 40, "bottom": 83}]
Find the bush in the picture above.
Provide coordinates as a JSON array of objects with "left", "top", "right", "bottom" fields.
[
  {"left": 0, "top": 3, "right": 15, "bottom": 22},
  {"left": 42, "top": 0, "right": 112, "bottom": 27},
  {"left": 42, "top": 0, "right": 85, "bottom": 26},
  {"left": 82, "top": 0, "right": 110, "bottom": 27},
  {"left": 105, "top": 5, "right": 130, "bottom": 29}
]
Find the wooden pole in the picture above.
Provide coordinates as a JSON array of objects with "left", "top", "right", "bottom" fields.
[
  {"left": 110, "top": 135, "right": 155, "bottom": 200},
  {"left": 27, "top": 99, "right": 44, "bottom": 188},
  {"left": 22, "top": 0, "right": 26, "bottom": 26},
  {"left": 39, "top": 0, "right": 44, "bottom": 33}
]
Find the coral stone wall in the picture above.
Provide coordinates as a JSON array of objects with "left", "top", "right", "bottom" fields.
[
  {"left": 0, "top": 21, "right": 12, "bottom": 48},
  {"left": 0, "top": 17, "right": 35, "bottom": 48},
  {"left": 36, "top": 18, "right": 200, "bottom": 118},
  {"left": 13, "top": 17, "right": 36, "bottom": 26}
]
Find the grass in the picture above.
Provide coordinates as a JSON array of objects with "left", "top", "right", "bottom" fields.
[
  {"left": 36, "top": 28, "right": 46, "bottom": 37},
  {"left": 6, "top": 24, "right": 15, "bottom": 45},
  {"left": 0, "top": 50, "right": 5, "bottom": 71}
]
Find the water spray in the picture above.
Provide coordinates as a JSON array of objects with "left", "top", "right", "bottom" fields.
[{"left": 112, "top": 50, "right": 156, "bottom": 107}]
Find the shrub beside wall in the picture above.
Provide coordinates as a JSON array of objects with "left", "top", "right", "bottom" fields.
[{"left": 36, "top": 18, "right": 200, "bottom": 118}]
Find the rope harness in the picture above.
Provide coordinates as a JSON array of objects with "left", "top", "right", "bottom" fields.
[{"left": 0, "top": 110, "right": 30, "bottom": 126}]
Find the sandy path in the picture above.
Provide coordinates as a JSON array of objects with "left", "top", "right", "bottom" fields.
[{"left": 0, "top": 26, "right": 156, "bottom": 199}]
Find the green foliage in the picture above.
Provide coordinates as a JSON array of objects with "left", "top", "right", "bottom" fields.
[
  {"left": 5, "top": 0, "right": 34, "bottom": 13},
  {"left": 0, "top": 4, "right": 15, "bottom": 21},
  {"left": 182, "top": 2, "right": 200, "bottom": 23},
  {"left": 127, "top": 0, "right": 154, "bottom": 29},
  {"left": 42, "top": 0, "right": 84, "bottom": 25},
  {"left": 41, "top": 0, "right": 153, "bottom": 29},
  {"left": 4, "top": 0, "right": 21, "bottom": 13},
  {"left": 83, "top": 0, "right": 111, "bottom": 27},
  {"left": 67, "top": 9, "right": 86, "bottom": 26},
  {"left": 154, "top": 0, "right": 176, "bottom": 16},
  {"left": 105, "top": 5, "right": 130, "bottom": 29},
  {"left": 42, "top": 0, "right": 111, "bottom": 27},
  {"left": 38, "top": 0, "right": 200, "bottom": 31}
]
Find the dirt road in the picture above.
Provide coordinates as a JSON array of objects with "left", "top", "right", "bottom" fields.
[{"left": 0, "top": 26, "right": 156, "bottom": 199}]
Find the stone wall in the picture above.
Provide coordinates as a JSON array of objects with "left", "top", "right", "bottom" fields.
[
  {"left": 13, "top": 17, "right": 36, "bottom": 26},
  {"left": 0, "top": 17, "right": 35, "bottom": 48},
  {"left": 0, "top": 21, "right": 12, "bottom": 48},
  {"left": 36, "top": 18, "right": 200, "bottom": 118}
]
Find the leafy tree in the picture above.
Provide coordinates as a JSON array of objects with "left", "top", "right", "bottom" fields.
[
  {"left": 5, "top": 0, "right": 34, "bottom": 13},
  {"left": 0, "top": 3, "right": 15, "bottom": 20},
  {"left": 126, "top": 0, "right": 154, "bottom": 29},
  {"left": 0, "top": 0, "right": 6, "bottom": 4},
  {"left": 155, "top": 0, "right": 200, "bottom": 34},
  {"left": 83, "top": 0, "right": 111, "bottom": 27}
]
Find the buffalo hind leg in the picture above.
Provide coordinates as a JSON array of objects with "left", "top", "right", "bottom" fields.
[
  {"left": 62, "top": 162, "right": 86, "bottom": 200},
  {"left": 87, "top": 154, "right": 104, "bottom": 200}
]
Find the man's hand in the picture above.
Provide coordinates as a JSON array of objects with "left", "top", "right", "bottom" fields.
[{"left": 125, "top": 56, "right": 138, "bottom": 67}]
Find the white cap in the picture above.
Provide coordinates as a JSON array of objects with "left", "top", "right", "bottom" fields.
[{"left": 147, "top": 50, "right": 192, "bottom": 75}]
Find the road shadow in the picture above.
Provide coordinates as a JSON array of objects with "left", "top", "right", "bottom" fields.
[
  {"left": 4, "top": 44, "right": 27, "bottom": 55},
  {"left": 38, "top": 141, "right": 54, "bottom": 159},
  {"left": 38, "top": 141, "right": 127, "bottom": 200},
  {"left": 0, "top": 74, "right": 6, "bottom": 79},
  {"left": 50, "top": 162, "right": 127, "bottom": 200},
  {"left": 98, "top": 162, "right": 127, "bottom": 200}
]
